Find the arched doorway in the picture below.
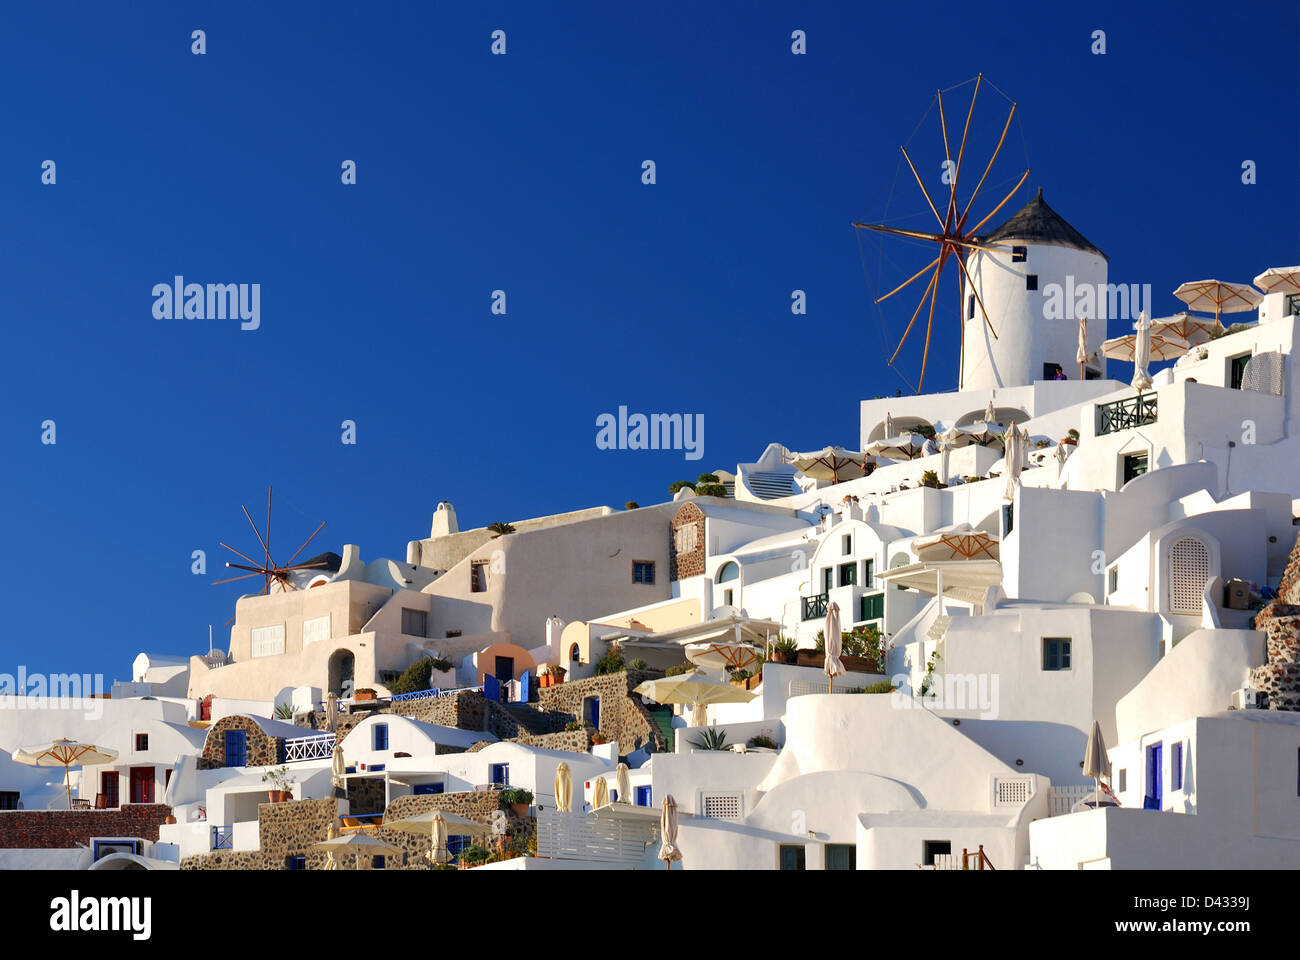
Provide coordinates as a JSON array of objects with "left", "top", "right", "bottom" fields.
[{"left": 328, "top": 650, "right": 355, "bottom": 699}]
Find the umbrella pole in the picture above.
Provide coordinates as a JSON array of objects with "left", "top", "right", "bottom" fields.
[{"left": 65, "top": 764, "right": 72, "bottom": 811}]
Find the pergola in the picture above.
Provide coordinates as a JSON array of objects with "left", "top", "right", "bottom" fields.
[{"left": 874, "top": 560, "right": 1003, "bottom": 614}]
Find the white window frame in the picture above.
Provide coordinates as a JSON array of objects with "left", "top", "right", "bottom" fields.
[{"left": 250, "top": 624, "right": 286, "bottom": 658}]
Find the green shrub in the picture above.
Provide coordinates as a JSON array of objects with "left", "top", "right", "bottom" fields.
[
  {"left": 770, "top": 635, "right": 799, "bottom": 663},
  {"left": 695, "top": 483, "right": 726, "bottom": 497},
  {"left": 859, "top": 679, "right": 896, "bottom": 694},
  {"left": 625, "top": 501, "right": 640, "bottom": 510},
  {"left": 628, "top": 658, "right": 647, "bottom": 670},
  {"left": 668, "top": 480, "right": 696, "bottom": 495},
  {"left": 689, "top": 728, "right": 729, "bottom": 751},
  {"left": 500, "top": 788, "right": 534, "bottom": 806},
  {"left": 390, "top": 658, "right": 435, "bottom": 695},
  {"left": 665, "top": 662, "right": 693, "bottom": 676},
  {"left": 594, "top": 650, "right": 626, "bottom": 675},
  {"left": 564, "top": 720, "right": 582, "bottom": 731},
  {"left": 747, "top": 733, "right": 779, "bottom": 749},
  {"left": 462, "top": 845, "right": 491, "bottom": 865}
]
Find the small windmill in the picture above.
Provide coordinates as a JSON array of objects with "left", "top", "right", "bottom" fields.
[
  {"left": 855, "top": 74, "right": 1031, "bottom": 392},
  {"left": 212, "top": 486, "right": 328, "bottom": 621}
]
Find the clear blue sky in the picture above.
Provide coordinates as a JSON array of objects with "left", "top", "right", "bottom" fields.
[{"left": 1, "top": 1, "right": 1296, "bottom": 682}]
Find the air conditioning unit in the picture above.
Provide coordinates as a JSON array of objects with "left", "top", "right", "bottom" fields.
[{"left": 1231, "top": 687, "right": 1260, "bottom": 710}]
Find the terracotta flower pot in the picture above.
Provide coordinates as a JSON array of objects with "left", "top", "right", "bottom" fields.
[
  {"left": 354, "top": 691, "right": 375, "bottom": 702},
  {"left": 267, "top": 790, "right": 291, "bottom": 803},
  {"left": 511, "top": 802, "right": 529, "bottom": 818}
]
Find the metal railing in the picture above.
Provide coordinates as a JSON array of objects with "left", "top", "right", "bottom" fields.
[
  {"left": 283, "top": 734, "right": 336, "bottom": 762},
  {"left": 387, "top": 685, "right": 484, "bottom": 703},
  {"left": 801, "top": 593, "right": 829, "bottom": 621},
  {"left": 211, "top": 825, "right": 234, "bottom": 850},
  {"left": 1096, "top": 392, "right": 1157, "bottom": 436}
]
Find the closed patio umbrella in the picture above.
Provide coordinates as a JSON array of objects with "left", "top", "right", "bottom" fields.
[
  {"left": 592, "top": 776, "right": 610, "bottom": 809},
  {"left": 15, "top": 739, "right": 118, "bottom": 810},
  {"left": 1131, "top": 310, "right": 1153, "bottom": 391},
  {"left": 428, "top": 811, "right": 449, "bottom": 865},
  {"left": 823, "top": 601, "right": 845, "bottom": 693},
  {"left": 984, "top": 398, "right": 996, "bottom": 424},
  {"left": 615, "top": 763, "right": 631, "bottom": 804},
  {"left": 1002, "top": 425, "right": 1024, "bottom": 502},
  {"left": 323, "top": 822, "right": 339, "bottom": 870},
  {"left": 330, "top": 744, "right": 345, "bottom": 793},
  {"left": 555, "top": 761, "right": 573, "bottom": 812},
  {"left": 325, "top": 692, "right": 337, "bottom": 733},
  {"left": 1076, "top": 315, "right": 1089, "bottom": 379},
  {"left": 1083, "top": 720, "right": 1111, "bottom": 808},
  {"left": 658, "top": 794, "right": 682, "bottom": 870}
]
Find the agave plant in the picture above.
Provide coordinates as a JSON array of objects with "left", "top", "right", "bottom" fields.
[
  {"left": 487, "top": 521, "right": 516, "bottom": 537},
  {"left": 689, "top": 727, "right": 730, "bottom": 751},
  {"left": 273, "top": 701, "right": 294, "bottom": 719}
]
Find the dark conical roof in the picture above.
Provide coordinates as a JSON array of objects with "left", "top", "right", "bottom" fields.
[{"left": 981, "top": 187, "right": 1106, "bottom": 259}]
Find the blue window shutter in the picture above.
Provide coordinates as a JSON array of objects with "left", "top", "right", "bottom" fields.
[
  {"left": 224, "top": 730, "right": 247, "bottom": 767},
  {"left": 635, "top": 785, "right": 652, "bottom": 806},
  {"left": 484, "top": 675, "right": 500, "bottom": 702},
  {"left": 373, "top": 724, "right": 388, "bottom": 751}
]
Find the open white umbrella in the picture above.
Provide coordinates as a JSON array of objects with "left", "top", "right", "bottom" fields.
[
  {"left": 310, "top": 831, "right": 403, "bottom": 870},
  {"left": 1146, "top": 311, "right": 1220, "bottom": 346},
  {"left": 684, "top": 639, "right": 761, "bottom": 672},
  {"left": 1082, "top": 720, "right": 1111, "bottom": 808},
  {"left": 634, "top": 671, "right": 756, "bottom": 727},
  {"left": 1131, "top": 310, "right": 1153, "bottom": 391},
  {"left": 14, "top": 739, "right": 118, "bottom": 810},
  {"left": 913, "top": 528, "right": 1000, "bottom": 561},
  {"left": 615, "top": 763, "right": 631, "bottom": 804},
  {"left": 823, "top": 602, "right": 845, "bottom": 693},
  {"left": 1254, "top": 265, "right": 1300, "bottom": 297},
  {"left": 1173, "top": 279, "right": 1262, "bottom": 324},
  {"left": 786, "top": 446, "right": 874, "bottom": 484},
  {"left": 1102, "top": 328, "right": 1189, "bottom": 363},
  {"left": 865, "top": 433, "right": 927, "bottom": 461},
  {"left": 658, "top": 795, "right": 682, "bottom": 870}
]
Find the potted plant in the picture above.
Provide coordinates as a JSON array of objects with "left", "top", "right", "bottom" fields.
[
  {"left": 500, "top": 787, "right": 534, "bottom": 818},
  {"left": 1061, "top": 429, "right": 1079, "bottom": 447},
  {"left": 729, "top": 668, "right": 751, "bottom": 688},
  {"left": 771, "top": 635, "right": 799, "bottom": 665},
  {"left": 548, "top": 664, "right": 566, "bottom": 684},
  {"left": 354, "top": 687, "right": 377, "bottom": 702},
  {"left": 262, "top": 765, "right": 296, "bottom": 803},
  {"left": 591, "top": 731, "right": 608, "bottom": 745},
  {"left": 920, "top": 469, "right": 941, "bottom": 489}
]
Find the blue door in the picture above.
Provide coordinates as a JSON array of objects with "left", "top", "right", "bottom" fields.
[
  {"left": 224, "top": 730, "right": 247, "bottom": 768},
  {"left": 634, "top": 785, "right": 652, "bottom": 807},
  {"left": 1144, "top": 742, "right": 1163, "bottom": 809},
  {"left": 520, "top": 672, "right": 531, "bottom": 702},
  {"left": 586, "top": 697, "right": 600, "bottom": 727},
  {"left": 483, "top": 675, "right": 500, "bottom": 702}
]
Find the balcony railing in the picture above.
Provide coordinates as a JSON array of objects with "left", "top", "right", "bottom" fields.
[
  {"left": 801, "top": 593, "right": 829, "bottom": 621},
  {"left": 283, "top": 734, "right": 336, "bottom": 762},
  {"left": 1096, "top": 392, "right": 1157, "bottom": 436},
  {"left": 387, "top": 684, "right": 484, "bottom": 704},
  {"left": 211, "top": 825, "right": 234, "bottom": 850}
]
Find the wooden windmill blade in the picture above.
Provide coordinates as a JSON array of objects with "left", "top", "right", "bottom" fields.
[
  {"left": 855, "top": 75, "right": 1030, "bottom": 392},
  {"left": 213, "top": 486, "right": 327, "bottom": 617}
]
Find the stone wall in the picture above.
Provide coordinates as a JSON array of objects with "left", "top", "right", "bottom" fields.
[
  {"left": 199, "top": 715, "right": 282, "bottom": 769},
  {"left": 1251, "top": 531, "right": 1300, "bottom": 710},
  {"left": 0, "top": 804, "right": 172, "bottom": 849},
  {"left": 669, "top": 501, "right": 707, "bottom": 581},
  {"left": 372, "top": 791, "right": 533, "bottom": 869},
  {"left": 539, "top": 669, "right": 666, "bottom": 753}
]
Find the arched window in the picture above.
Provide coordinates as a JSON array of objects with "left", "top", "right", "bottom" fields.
[
  {"left": 1168, "top": 538, "right": 1209, "bottom": 615},
  {"left": 890, "top": 552, "right": 910, "bottom": 591},
  {"left": 717, "top": 562, "right": 740, "bottom": 583},
  {"left": 568, "top": 643, "right": 581, "bottom": 663}
]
